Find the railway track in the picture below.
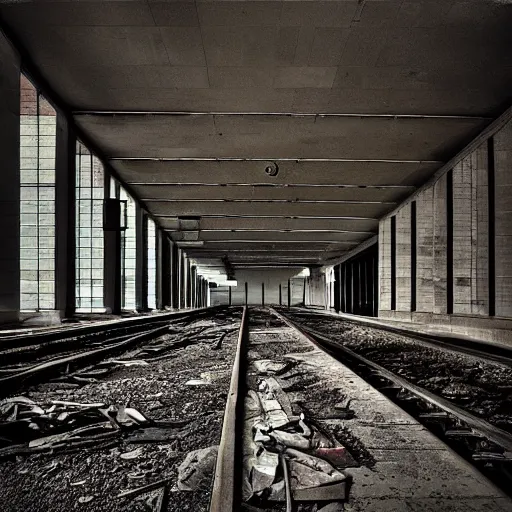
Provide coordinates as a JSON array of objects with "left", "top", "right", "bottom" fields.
[
  {"left": 3, "top": 306, "right": 510, "bottom": 511},
  {"left": 287, "top": 308, "right": 512, "bottom": 369},
  {"left": 274, "top": 308, "right": 512, "bottom": 497},
  {"left": 0, "top": 306, "right": 244, "bottom": 512},
  {"left": 212, "top": 307, "right": 512, "bottom": 512},
  {"left": 0, "top": 307, "right": 235, "bottom": 398},
  {"left": 0, "top": 307, "right": 214, "bottom": 352}
]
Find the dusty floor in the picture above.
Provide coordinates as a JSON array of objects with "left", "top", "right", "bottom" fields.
[{"left": 0, "top": 308, "right": 242, "bottom": 512}]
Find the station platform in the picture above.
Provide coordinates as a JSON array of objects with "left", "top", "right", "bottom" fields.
[{"left": 246, "top": 314, "right": 512, "bottom": 511}]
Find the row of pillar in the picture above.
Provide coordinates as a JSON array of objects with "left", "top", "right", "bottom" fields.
[
  {"left": 0, "top": 30, "right": 208, "bottom": 323},
  {"left": 333, "top": 244, "right": 378, "bottom": 317}
]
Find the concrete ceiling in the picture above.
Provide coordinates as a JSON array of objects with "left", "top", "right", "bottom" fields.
[{"left": 2, "top": 0, "right": 512, "bottom": 269}]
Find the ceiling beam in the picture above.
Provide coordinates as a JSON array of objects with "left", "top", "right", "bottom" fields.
[
  {"left": 159, "top": 217, "right": 378, "bottom": 232},
  {"left": 134, "top": 184, "right": 412, "bottom": 203},
  {"left": 72, "top": 111, "right": 491, "bottom": 120},
  {"left": 112, "top": 159, "right": 440, "bottom": 187},
  {"left": 173, "top": 231, "right": 369, "bottom": 243},
  {"left": 74, "top": 114, "right": 486, "bottom": 161},
  {"left": 147, "top": 200, "right": 392, "bottom": 218}
]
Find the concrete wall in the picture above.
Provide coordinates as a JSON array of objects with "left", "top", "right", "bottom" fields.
[
  {"left": 495, "top": 120, "right": 512, "bottom": 317},
  {"left": 378, "top": 219, "right": 392, "bottom": 310},
  {"left": 395, "top": 204, "right": 411, "bottom": 312},
  {"left": 305, "top": 267, "right": 326, "bottom": 308},
  {"left": 377, "top": 116, "right": 512, "bottom": 344},
  {"left": 0, "top": 33, "right": 20, "bottom": 324},
  {"left": 452, "top": 145, "right": 489, "bottom": 315},
  {"left": 209, "top": 268, "right": 305, "bottom": 306},
  {"left": 416, "top": 187, "right": 434, "bottom": 312}
]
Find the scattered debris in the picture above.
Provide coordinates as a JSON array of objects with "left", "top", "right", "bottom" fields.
[
  {"left": 120, "top": 447, "right": 144, "bottom": 460},
  {"left": 109, "top": 360, "right": 149, "bottom": 367},
  {"left": 185, "top": 379, "right": 211, "bottom": 386},
  {"left": 0, "top": 396, "right": 153, "bottom": 457},
  {"left": 177, "top": 445, "right": 218, "bottom": 491},
  {"left": 118, "top": 476, "right": 173, "bottom": 499},
  {"left": 243, "top": 353, "right": 352, "bottom": 508},
  {"left": 70, "top": 480, "right": 87, "bottom": 486}
]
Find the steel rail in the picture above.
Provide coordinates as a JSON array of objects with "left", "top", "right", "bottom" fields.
[
  {"left": 273, "top": 309, "right": 512, "bottom": 455},
  {"left": 210, "top": 306, "right": 248, "bottom": 512},
  {"left": 0, "top": 306, "right": 218, "bottom": 351},
  {"left": 0, "top": 326, "right": 169, "bottom": 396}
]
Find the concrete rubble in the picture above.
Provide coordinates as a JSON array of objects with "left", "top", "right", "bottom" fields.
[{"left": 243, "top": 359, "right": 351, "bottom": 509}]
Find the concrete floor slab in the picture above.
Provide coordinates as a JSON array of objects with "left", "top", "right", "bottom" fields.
[
  {"left": 348, "top": 448, "right": 503, "bottom": 499},
  {"left": 344, "top": 497, "right": 512, "bottom": 512},
  {"left": 328, "top": 423, "right": 444, "bottom": 451}
]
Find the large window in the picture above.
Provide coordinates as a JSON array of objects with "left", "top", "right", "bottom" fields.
[
  {"left": 19, "top": 75, "right": 56, "bottom": 311},
  {"left": 147, "top": 218, "right": 157, "bottom": 310},
  {"left": 75, "top": 142, "right": 105, "bottom": 312},
  {"left": 121, "top": 187, "right": 136, "bottom": 310}
]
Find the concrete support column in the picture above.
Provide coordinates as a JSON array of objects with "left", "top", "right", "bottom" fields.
[
  {"left": 157, "top": 230, "right": 170, "bottom": 310},
  {"left": 171, "top": 242, "right": 179, "bottom": 309},
  {"left": 452, "top": 144, "right": 489, "bottom": 315},
  {"left": 135, "top": 207, "right": 147, "bottom": 312},
  {"left": 494, "top": 120, "right": 512, "bottom": 317},
  {"left": 378, "top": 218, "right": 392, "bottom": 312},
  {"left": 191, "top": 265, "right": 197, "bottom": 308},
  {"left": 0, "top": 34, "right": 20, "bottom": 324},
  {"left": 178, "top": 249, "right": 185, "bottom": 309},
  {"left": 103, "top": 181, "right": 122, "bottom": 315},
  {"left": 197, "top": 276, "right": 203, "bottom": 307},
  {"left": 186, "top": 258, "right": 192, "bottom": 308},
  {"left": 433, "top": 174, "right": 448, "bottom": 314},
  {"left": 395, "top": 204, "right": 411, "bottom": 312},
  {"left": 54, "top": 113, "right": 76, "bottom": 318},
  {"left": 416, "top": 188, "right": 434, "bottom": 312}
]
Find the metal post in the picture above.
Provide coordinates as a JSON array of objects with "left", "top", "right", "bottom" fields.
[
  {"left": 262, "top": 282, "right": 265, "bottom": 306},
  {"left": 245, "top": 282, "right": 248, "bottom": 306},
  {"left": 287, "top": 279, "right": 291, "bottom": 307},
  {"left": 279, "top": 284, "right": 282, "bottom": 305}
]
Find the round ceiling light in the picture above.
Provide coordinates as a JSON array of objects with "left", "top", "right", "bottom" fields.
[{"left": 265, "top": 162, "right": 279, "bottom": 177}]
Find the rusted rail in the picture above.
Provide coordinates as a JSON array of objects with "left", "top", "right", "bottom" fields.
[{"left": 210, "top": 306, "right": 248, "bottom": 512}]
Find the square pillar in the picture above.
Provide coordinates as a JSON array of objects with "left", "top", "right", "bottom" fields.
[
  {"left": 0, "top": 34, "right": 20, "bottom": 324},
  {"left": 55, "top": 114, "right": 76, "bottom": 318}
]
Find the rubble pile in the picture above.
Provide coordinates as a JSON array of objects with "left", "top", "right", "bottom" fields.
[
  {"left": 243, "top": 358, "right": 355, "bottom": 510},
  {"left": 0, "top": 395, "right": 157, "bottom": 457}
]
